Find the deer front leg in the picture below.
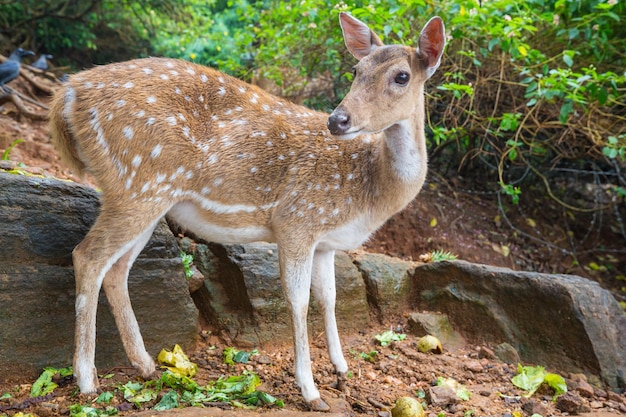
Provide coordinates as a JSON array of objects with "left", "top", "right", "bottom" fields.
[
  {"left": 279, "top": 247, "right": 329, "bottom": 411},
  {"left": 311, "top": 249, "right": 349, "bottom": 393}
]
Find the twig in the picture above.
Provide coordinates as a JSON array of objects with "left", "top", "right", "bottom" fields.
[{"left": 0, "top": 90, "right": 49, "bottom": 120}]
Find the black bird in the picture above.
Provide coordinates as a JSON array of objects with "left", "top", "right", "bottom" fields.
[
  {"left": 31, "top": 53, "right": 53, "bottom": 71},
  {"left": 0, "top": 48, "right": 35, "bottom": 91}
]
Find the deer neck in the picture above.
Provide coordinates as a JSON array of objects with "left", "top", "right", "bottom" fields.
[{"left": 380, "top": 89, "right": 428, "bottom": 186}]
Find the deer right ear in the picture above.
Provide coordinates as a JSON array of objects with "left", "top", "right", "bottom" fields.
[{"left": 339, "top": 12, "right": 384, "bottom": 60}]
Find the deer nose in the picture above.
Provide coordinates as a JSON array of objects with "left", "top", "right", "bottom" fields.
[{"left": 327, "top": 108, "right": 351, "bottom": 136}]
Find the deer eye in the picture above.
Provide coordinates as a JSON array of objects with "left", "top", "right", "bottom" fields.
[
  {"left": 351, "top": 66, "right": 357, "bottom": 77},
  {"left": 394, "top": 71, "right": 410, "bottom": 85}
]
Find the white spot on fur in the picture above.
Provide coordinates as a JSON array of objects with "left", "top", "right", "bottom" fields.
[
  {"left": 123, "top": 126, "right": 134, "bottom": 140},
  {"left": 151, "top": 144, "right": 163, "bottom": 158},
  {"left": 147, "top": 96, "right": 157, "bottom": 104},
  {"left": 146, "top": 117, "right": 156, "bottom": 126},
  {"left": 166, "top": 116, "right": 177, "bottom": 126},
  {"left": 123, "top": 82, "right": 134, "bottom": 88},
  {"left": 132, "top": 155, "right": 142, "bottom": 167},
  {"left": 200, "top": 74, "right": 208, "bottom": 83}
]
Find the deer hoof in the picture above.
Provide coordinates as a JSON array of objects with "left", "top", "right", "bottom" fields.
[
  {"left": 331, "top": 371, "right": 349, "bottom": 394},
  {"left": 308, "top": 398, "right": 330, "bottom": 412}
]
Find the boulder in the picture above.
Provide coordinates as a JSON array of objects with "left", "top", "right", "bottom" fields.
[
  {"left": 188, "top": 242, "right": 370, "bottom": 346},
  {"left": 412, "top": 261, "right": 626, "bottom": 389},
  {"left": 0, "top": 173, "right": 198, "bottom": 378},
  {"left": 350, "top": 251, "right": 416, "bottom": 320}
]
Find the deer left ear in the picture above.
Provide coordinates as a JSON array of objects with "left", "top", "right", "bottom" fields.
[
  {"left": 339, "top": 12, "right": 385, "bottom": 60},
  {"left": 418, "top": 16, "right": 446, "bottom": 78}
]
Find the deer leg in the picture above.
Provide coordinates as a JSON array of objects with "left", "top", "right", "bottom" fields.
[
  {"left": 311, "top": 249, "right": 349, "bottom": 393},
  {"left": 101, "top": 223, "right": 158, "bottom": 379},
  {"left": 279, "top": 247, "right": 329, "bottom": 411},
  {"left": 72, "top": 207, "right": 165, "bottom": 394}
]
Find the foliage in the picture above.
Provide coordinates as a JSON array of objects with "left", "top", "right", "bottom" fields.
[
  {"left": 30, "top": 367, "right": 72, "bottom": 397},
  {"left": 375, "top": 330, "right": 407, "bottom": 346},
  {"left": 180, "top": 251, "right": 194, "bottom": 279},
  {"left": 23, "top": 346, "right": 282, "bottom": 415},
  {"left": 512, "top": 364, "right": 567, "bottom": 400},
  {"left": 223, "top": 347, "right": 259, "bottom": 365},
  {"left": 2, "top": 0, "right": 624, "bottom": 269},
  {"left": 1, "top": 139, "right": 24, "bottom": 161},
  {"left": 0, "top": 0, "right": 193, "bottom": 68}
]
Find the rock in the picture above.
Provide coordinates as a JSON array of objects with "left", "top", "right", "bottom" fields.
[
  {"left": 426, "top": 385, "right": 458, "bottom": 406},
  {"left": 0, "top": 173, "right": 198, "bottom": 378},
  {"left": 464, "top": 360, "right": 483, "bottom": 373},
  {"left": 407, "top": 311, "right": 466, "bottom": 350},
  {"left": 350, "top": 251, "right": 416, "bottom": 320},
  {"left": 576, "top": 380, "right": 595, "bottom": 398},
  {"left": 521, "top": 399, "right": 549, "bottom": 416},
  {"left": 556, "top": 392, "right": 584, "bottom": 414},
  {"left": 190, "top": 242, "right": 369, "bottom": 346},
  {"left": 412, "top": 261, "right": 626, "bottom": 389},
  {"left": 493, "top": 343, "right": 520, "bottom": 365},
  {"left": 478, "top": 346, "right": 495, "bottom": 360}
]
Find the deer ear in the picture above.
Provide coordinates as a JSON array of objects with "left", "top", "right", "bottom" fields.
[
  {"left": 418, "top": 16, "right": 446, "bottom": 78},
  {"left": 339, "top": 12, "right": 384, "bottom": 60}
]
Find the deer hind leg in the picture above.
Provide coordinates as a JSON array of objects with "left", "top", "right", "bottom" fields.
[
  {"left": 101, "top": 221, "right": 159, "bottom": 379},
  {"left": 278, "top": 246, "right": 330, "bottom": 411},
  {"left": 311, "top": 249, "right": 349, "bottom": 393},
  {"left": 72, "top": 205, "right": 167, "bottom": 394}
]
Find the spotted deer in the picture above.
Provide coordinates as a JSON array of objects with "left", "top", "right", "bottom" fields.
[{"left": 48, "top": 12, "right": 445, "bottom": 411}]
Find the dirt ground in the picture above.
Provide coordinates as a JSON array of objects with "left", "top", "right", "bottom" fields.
[{"left": 0, "top": 70, "right": 624, "bottom": 417}]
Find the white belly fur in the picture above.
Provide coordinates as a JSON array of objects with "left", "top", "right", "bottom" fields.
[
  {"left": 168, "top": 201, "right": 375, "bottom": 251},
  {"left": 168, "top": 201, "right": 274, "bottom": 244}
]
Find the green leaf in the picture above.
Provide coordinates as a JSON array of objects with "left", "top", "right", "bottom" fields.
[
  {"left": 559, "top": 101, "right": 573, "bottom": 124},
  {"left": 153, "top": 390, "right": 179, "bottom": 410},
  {"left": 31, "top": 368, "right": 58, "bottom": 397},
  {"left": 375, "top": 330, "right": 406, "bottom": 347},
  {"left": 544, "top": 373, "right": 567, "bottom": 399},
  {"left": 512, "top": 364, "right": 566, "bottom": 400},
  {"left": 512, "top": 364, "right": 547, "bottom": 396},
  {"left": 0, "top": 392, "right": 12, "bottom": 399},
  {"left": 95, "top": 391, "right": 114, "bottom": 404},
  {"left": 563, "top": 54, "right": 573, "bottom": 68}
]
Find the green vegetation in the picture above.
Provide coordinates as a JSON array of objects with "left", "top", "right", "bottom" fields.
[
  {"left": 1, "top": 0, "right": 624, "bottom": 269},
  {"left": 375, "top": 330, "right": 407, "bottom": 346},
  {"left": 180, "top": 251, "right": 194, "bottom": 279},
  {"left": 1, "top": 139, "right": 24, "bottom": 161},
  {"left": 17, "top": 345, "right": 281, "bottom": 417},
  {"left": 512, "top": 364, "right": 567, "bottom": 400}
]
